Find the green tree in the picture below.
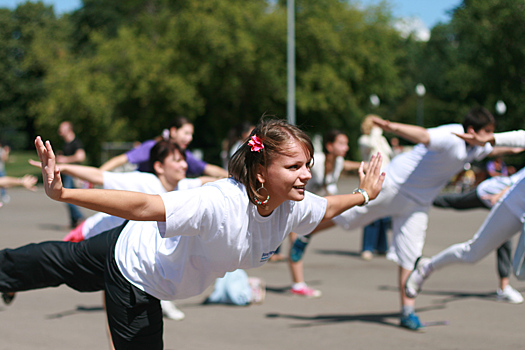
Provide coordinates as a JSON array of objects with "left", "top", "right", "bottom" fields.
[
  {"left": 292, "top": 0, "right": 406, "bottom": 156},
  {"left": 31, "top": 0, "right": 412, "bottom": 164},
  {"left": 416, "top": 0, "right": 525, "bottom": 131},
  {"left": 0, "top": 2, "right": 68, "bottom": 149}
]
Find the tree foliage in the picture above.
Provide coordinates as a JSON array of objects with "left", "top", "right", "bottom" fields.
[
  {"left": 2, "top": 0, "right": 524, "bottom": 165},
  {"left": 416, "top": 0, "right": 525, "bottom": 131}
]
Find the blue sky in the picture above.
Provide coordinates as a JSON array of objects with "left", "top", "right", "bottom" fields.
[
  {"left": 0, "top": 0, "right": 461, "bottom": 29},
  {"left": 361, "top": 0, "right": 461, "bottom": 28}
]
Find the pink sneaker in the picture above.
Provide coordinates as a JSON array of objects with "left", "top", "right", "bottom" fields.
[
  {"left": 290, "top": 285, "right": 322, "bottom": 298},
  {"left": 63, "top": 221, "right": 86, "bottom": 242}
]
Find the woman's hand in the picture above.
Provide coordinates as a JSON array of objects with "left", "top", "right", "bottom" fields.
[
  {"left": 35, "top": 136, "right": 63, "bottom": 201},
  {"left": 28, "top": 159, "right": 42, "bottom": 169},
  {"left": 357, "top": 152, "right": 385, "bottom": 201},
  {"left": 453, "top": 132, "right": 495, "bottom": 146},
  {"left": 371, "top": 116, "right": 394, "bottom": 132},
  {"left": 20, "top": 174, "right": 38, "bottom": 191}
]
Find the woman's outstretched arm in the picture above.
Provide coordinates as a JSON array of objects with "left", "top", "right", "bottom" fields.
[
  {"left": 35, "top": 136, "right": 165, "bottom": 221},
  {"left": 29, "top": 159, "right": 104, "bottom": 186}
]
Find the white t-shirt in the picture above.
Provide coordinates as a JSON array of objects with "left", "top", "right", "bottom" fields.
[
  {"left": 477, "top": 167, "right": 525, "bottom": 208},
  {"left": 494, "top": 130, "right": 525, "bottom": 147},
  {"left": 476, "top": 168, "right": 525, "bottom": 208},
  {"left": 307, "top": 152, "right": 345, "bottom": 195},
  {"left": 82, "top": 172, "right": 202, "bottom": 239},
  {"left": 115, "top": 178, "right": 327, "bottom": 301},
  {"left": 386, "top": 124, "right": 493, "bottom": 205}
]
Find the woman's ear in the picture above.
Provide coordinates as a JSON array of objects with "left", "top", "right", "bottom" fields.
[
  {"left": 325, "top": 142, "right": 334, "bottom": 154},
  {"left": 153, "top": 161, "right": 164, "bottom": 176},
  {"left": 169, "top": 126, "right": 178, "bottom": 139},
  {"left": 256, "top": 164, "right": 266, "bottom": 185},
  {"left": 466, "top": 126, "right": 475, "bottom": 134}
]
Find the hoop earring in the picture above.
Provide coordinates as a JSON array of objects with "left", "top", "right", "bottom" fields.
[{"left": 254, "top": 183, "right": 270, "bottom": 206}]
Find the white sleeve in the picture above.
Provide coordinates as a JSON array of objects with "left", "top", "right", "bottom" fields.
[
  {"left": 494, "top": 130, "right": 525, "bottom": 147},
  {"left": 292, "top": 192, "right": 327, "bottom": 235},
  {"left": 427, "top": 127, "right": 456, "bottom": 151},
  {"left": 176, "top": 178, "right": 203, "bottom": 190}
]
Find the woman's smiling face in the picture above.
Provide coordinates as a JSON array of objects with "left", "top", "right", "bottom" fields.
[
  {"left": 258, "top": 139, "right": 312, "bottom": 204},
  {"left": 171, "top": 123, "right": 194, "bottom": 150}
]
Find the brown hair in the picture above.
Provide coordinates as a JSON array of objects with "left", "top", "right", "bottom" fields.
[
  {"left": 149, "top": 140, "right": 185, "bottom": 176},
  {"left": 228, "top": 118, "right": 314, "bottom": 205}
]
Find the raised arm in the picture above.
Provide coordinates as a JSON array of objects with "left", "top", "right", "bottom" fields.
[
  {"left": 0, "top": 175, "right": 37, "bottom": 191},
  {"left": 454, "top": 130, "right": 525, "bottom": 148},
  {"left": 372, "top": 116, "right": 430, "bottom": 145},
  {"left": 322, "top": 152, "right": 385, "bottom": 221},
  {"left": 30, "top": 159, "right": 104, "bottom": 186},
  {"left": 203, "top": 163, "right": 229, "bottom": 178},
  {"left": 99, "top": 153, "right": 129, "bottom": 171},
  {"left": 487, "top": 147, "right": 525, "bottom": 157},
  {"left": 343, "top": 160, "right": 363, "bottom": 172},
  {"left": 35, "top": 137, "right": 165, "bottom": 221},
  {"left": 198, "top": 176, "right": 219, "bottom": 185}
]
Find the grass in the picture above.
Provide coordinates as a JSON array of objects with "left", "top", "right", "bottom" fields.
[{"left": 5, "top": 151, "right": 43, "bottom": 178}]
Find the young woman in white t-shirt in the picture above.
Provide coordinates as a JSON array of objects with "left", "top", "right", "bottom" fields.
[
  {"left": 0, "top": 119, "right": 384, "bottom": 349},
  {"left": 22, "top": 141, "right": 213, "bottom": 326}
]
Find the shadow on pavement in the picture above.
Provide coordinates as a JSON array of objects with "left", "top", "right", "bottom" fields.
[
  {"left": 265, "top": 304, "right": 445, "bottom": 329},
  {"left": 46, "top": 305, "right": 104, "bottom": 319}
]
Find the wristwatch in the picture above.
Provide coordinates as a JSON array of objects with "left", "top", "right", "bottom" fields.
[{"left": 352, "top": 188, "right": 369, "bottom": 206}]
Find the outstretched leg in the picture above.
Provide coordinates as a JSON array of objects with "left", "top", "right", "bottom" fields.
[
  {"left": 0, "top": 224, "right": 121, "bottom": 297},
  {"left": 406, "top": 200, "right": 522, "bottom": 298}
]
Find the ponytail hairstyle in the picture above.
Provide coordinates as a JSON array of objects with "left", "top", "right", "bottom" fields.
[
  {"left": 149, "top": 140, "right": 186, "bottom": 176},
  {"left": 228, "top": 118, "right": 314, "bottom": 205}
]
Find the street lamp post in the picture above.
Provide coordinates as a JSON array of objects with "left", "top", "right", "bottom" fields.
[
  {"left": 495, "top": 100, "right": 507, "bottom": 129},
  {"left": 287, "top": 0, "right": 295, "bottom": 125},
  {"left": 415, "top": 83, "right": 426, "bottom": 127}
]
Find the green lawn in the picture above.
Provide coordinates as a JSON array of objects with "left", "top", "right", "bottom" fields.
[{"left": 5, "top": 151, "right": 43, "bottom": 178}]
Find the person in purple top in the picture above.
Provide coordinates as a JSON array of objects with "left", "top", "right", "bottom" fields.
[{"left": 100, "top": 116, "right": 228, "bottom": 178}]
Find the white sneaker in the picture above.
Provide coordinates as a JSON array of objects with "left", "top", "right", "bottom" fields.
[
  {"left": 2, "top": 194, "right": 10, "bottom": 204},
  {"left": 405, "top": 257, "right": 432, "bottom": 298},
  {"left": 497, "top": 285, "right": 524, "bottom": 304},
  {"left": 160, "top": 300, "right": 186, "bottom": 321},
  {"left": 248, "top": 277, "right": 266, "bottom": 304}
]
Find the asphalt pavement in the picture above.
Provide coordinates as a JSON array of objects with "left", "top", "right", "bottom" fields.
[{"left": 0, "top": 176, "right": 523, "bottom": 350}]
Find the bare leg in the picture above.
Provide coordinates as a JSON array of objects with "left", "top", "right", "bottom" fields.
[
  {"left": 400, "top": 266, "right": 415, "bottom": 309},
  {"left": 288, "top": 232, "right": 321, "bottom": 298},
  {"left": 288, "top": 233, "right": 304, "bottom": 284}
]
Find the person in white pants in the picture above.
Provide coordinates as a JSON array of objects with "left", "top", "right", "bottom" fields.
[
  {"left": 405, "top": 130, "right": 525, "bottom": 305},
  {"left": 297, "top": 108, "right": 523, "bottom": 331}
]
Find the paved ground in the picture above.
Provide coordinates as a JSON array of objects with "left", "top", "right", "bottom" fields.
[{"left": 0, "top": 177, "right": 523, "bottom": 350}]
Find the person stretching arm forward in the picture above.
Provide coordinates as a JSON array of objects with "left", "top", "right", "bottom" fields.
[
  {"left": 289, "top": 107, "right": 500, "bottom": 331},
  {"left": 0, "top": 118, "right": 383, "bottom": 349},
  {"left": 405, "top": 130, "right": 525, "bottom": 305}
]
